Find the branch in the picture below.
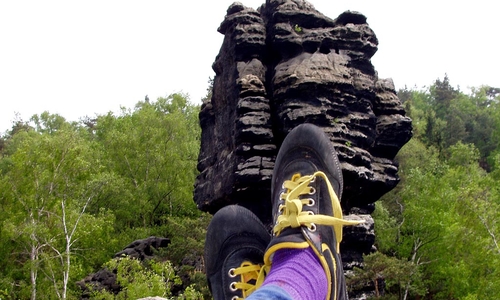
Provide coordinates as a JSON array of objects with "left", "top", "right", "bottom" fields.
[
  {"left": 68, "top": 196, "right": 92, "bottom": 242},
  {"left": 46, "top": 244, "right": 64, "bottom": 267},
  {"left": 61, "top": 200, "right": 69, "bottom": 240},
  {"left": 418, "top": 232, "right": 440, "bottom": 250},
  {"left": 478, "top": 215, "right": 500, "bottom": 255},
  {"left": 49, "top": 146, "right": 70, "bottom": 197},
  {"left": 151, "top": 190, "right": 173, "bottom": 217},
  {"left": 39, "top": 256, "right": 62, "bottom": 299},
  {"left": 395, "top": 198, "right": 405, "bottom": 243},
  {"left": 124, "top": 155, "right": 138, "bottom": 188}
]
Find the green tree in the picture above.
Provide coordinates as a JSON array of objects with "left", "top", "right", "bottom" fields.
[
  {"left": 93, "top": 93, "right": 201, "bottom": 227},
  {"left": 348, "top": 251, "right": 424, "bottom": 299},
  {"left": 430, "top": 74, "right": 459, "bottom": 119},
  {"left": 30, "top": 112, "right": 70, "bottom": 134},
  {"left": 400, "top": 78, "right": 500, "bottom": 169},
  {"left": 0, "top": 95, "right": 206, "bottom": 299},
  {"left": 375, "top": 139, "right": 500, "bottom": 299},
  {"left": 202, "top": 77, "right": 214, "bottom": 103},
  {"left": 0, "top": 119, "right": 114, "bottom": 299}
]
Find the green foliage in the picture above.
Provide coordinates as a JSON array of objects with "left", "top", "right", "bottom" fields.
[
  {"left": 429, "top": 74, "right": 459, "bottom": 118},
  {"left": 93, "top": 93, "right": 201, "bottom": 228},
  {"left": 0, "top": 94, "right": 204, "bottom": 299},
  {"left": 0, "top": 118, "right": 117, "bottom": 299},
  {"left": 401, "top": 76, "right": 500, "bottom": 167},
  {"left": 163, "top": 214, "right": 211, "bottom": 266},
  {"left": 176, "top": 284, "right": 204, "bottom": 300},
  {"left": 372, "top": 202, "right": 398, "bottom": 254},
  {"left": 30, "top": 111, "right": 72, "bottom": 134},
  {"left": 91, "top": 256, "right": 204, "bottom": 300},
  {"left": 2, "top": 78, "right": 499, "bottom": 299},
  {"left": 201, "top": 77, "right": 214, "bottom": 104},
  {"left": 293, "top": 24, "right": 303, "bottom": 33},
  {"left": 154, "top": 214, "right": 211, "bottom": 299},
  {"left": 92, "top": 257, "right": 180, "bottom": 299},
  {"left": 366, "top": 78, "right": 500, "bottom": 299},
  {"left": 374, "top": 159, "right": 500, "bottom": 298},
  {"left": 348, "top": 252, "right": 425, "bottom": 299}
]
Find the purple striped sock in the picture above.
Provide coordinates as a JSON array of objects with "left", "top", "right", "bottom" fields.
[{"left": 262, "top": 247, "right": 327, "bottom": 300}]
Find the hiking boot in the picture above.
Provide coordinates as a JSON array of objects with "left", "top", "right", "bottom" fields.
[
  {"left": 205, "top": 205, "right": 271, "bottom": 300},
  {"left": 265, "top": 124, "right": 363, "bottom": 300}
]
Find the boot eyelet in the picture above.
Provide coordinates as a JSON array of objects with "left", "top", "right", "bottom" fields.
[
  {"left": 232, "top": 296, "right": 238, "bottom": 300},
  {"left": 230, "top": 282, "right": 238, "bottom": 292},
  {"left": 310, "top": 176, "right": 316, "bottom": 183},
  {"left": 307, "top": 211, "right": 314, "bottom": 215},
  {"left": 308, "top": 223, "right": 317, "bottom": 232},
  {"left": 308, "top": 187, "right": 316, "bottom": 195},
  {"left": 306, "top": 199, "right": 315, "bottom": 206},
  {"left": 228, "top": 268, "right": 236, "bottom": 278}
]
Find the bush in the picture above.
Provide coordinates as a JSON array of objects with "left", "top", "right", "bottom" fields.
[{"left": 92, "top": 256, "right": 182, "bottom": 299}]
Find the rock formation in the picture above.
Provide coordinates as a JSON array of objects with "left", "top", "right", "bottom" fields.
[
  {"left": 114, "top": 236, "right": 170, "bottom": 260},
  {"left": 194, "top": 0, "right": 412, "bottom": 294},
  {"left": 77, "top": 236, "right": 170, "bottom": 297}
]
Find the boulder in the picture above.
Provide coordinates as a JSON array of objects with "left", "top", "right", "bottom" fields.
[{"left": 114, "top": 236, "right": 170, "bottom": 260}]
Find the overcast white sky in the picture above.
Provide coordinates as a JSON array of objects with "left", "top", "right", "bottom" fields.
[{"left": 1, "top": 0, "right": 498, "bottom": 133}]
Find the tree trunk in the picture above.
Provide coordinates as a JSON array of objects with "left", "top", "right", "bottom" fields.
[{"left": 30, "top": 242, "right": 38, "bottom": 300}]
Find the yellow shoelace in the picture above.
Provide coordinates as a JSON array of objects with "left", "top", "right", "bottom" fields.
[
  {"left": 274, "top": 171, "right": 364, "bottom": 252},
  {"left": 229, "top": 261, "right": 269, "bottom": 299}
]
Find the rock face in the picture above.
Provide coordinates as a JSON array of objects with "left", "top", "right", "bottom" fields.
[{"left": 194, "top": 0, "right": 412, "bottom": 288}]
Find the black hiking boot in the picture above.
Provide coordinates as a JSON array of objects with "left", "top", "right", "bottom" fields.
[
  {"left": 264, "top": 124, "right": 363, "bottom": 300},
  {"left": 205, "top": 205, "right": 270, "bottom": 300}
]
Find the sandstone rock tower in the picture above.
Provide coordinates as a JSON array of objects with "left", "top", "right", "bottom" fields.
[{"left": 195, "top": 0, "right": 412, "bottom": 280}]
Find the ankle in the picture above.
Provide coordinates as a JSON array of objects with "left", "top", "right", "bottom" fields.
[{"left": 262, "top": 248, "right": 327, "bottom": 300}]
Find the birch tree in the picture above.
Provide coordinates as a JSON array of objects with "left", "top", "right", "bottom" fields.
[{"left": 1, "top": 116, "right": 112, "bottom": 299}]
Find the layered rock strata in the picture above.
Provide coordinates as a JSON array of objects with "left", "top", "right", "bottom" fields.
[{"left": 194, "top": 0, "right": 412, "bottom": 278}]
